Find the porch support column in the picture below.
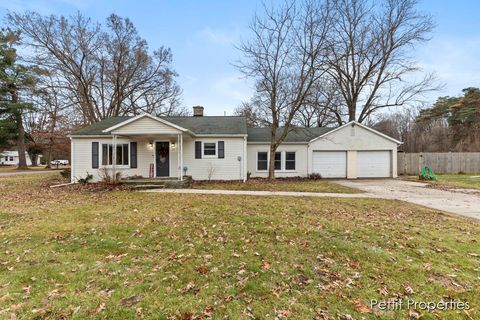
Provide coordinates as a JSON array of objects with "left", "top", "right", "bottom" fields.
[
  {"left": 180, "top": 133, "right": 183, "bottom": 181},
  {"left": 177, "top": 134, "right": 180, "bottom": 180},
  {"left": 112, "top": 134, "right": 117, "bottom": 182}
]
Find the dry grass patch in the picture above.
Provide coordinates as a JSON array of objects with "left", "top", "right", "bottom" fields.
[{"left": 402, "top": 174, "right": 480, "bottom": 191}]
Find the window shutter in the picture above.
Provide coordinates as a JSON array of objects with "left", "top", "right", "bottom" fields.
[
  {"left": 130, "top": 142, "right": 137, "bottom": 168},
  {"left": 195, "top": 141, "right": 202, "bottom": 159},
  {"left": 102, "top": 144, "right": 108, "bottom": 165},
  {"left": 92, "top": 142, "right": 99, "bottom": 168},
  {"left": 218, "top": 141, "right": 225, "bottom": 159}
]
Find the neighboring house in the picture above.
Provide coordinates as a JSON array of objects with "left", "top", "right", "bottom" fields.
[
  {"left": 69, "top": 106, "right": 401, "bottom": 183},
  {"left": 0, "top": 151, "right": 35, "bottom": 166}
]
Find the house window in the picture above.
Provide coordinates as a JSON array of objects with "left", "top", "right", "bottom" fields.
[
  {"left": 285, "top": 152, "right": 296, "bottom": 170},
  {"left": 102, "top": 144, "right": 129, "bottom": 165},
  {"left": 257, "top": 152, "right": 268, "bottom": 171},
  {"left": 203, "top": 142, "right": 216, "bottom": 156},
  {"left": 274, "top": 152, "right": 282, "bottom": 170},
  {"left": 9, "top": 157, "right": 14, "bottom": 161}
]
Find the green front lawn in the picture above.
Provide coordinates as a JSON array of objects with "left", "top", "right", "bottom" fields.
[
  {"left": 193, "top": 178, "right": 360, "bottom": 193},
  {"left": 0, "top": 173, "right": 479, "bottom": 319},
  {"left": 403, "top": 174, "right": 480, "bottom": 191}
]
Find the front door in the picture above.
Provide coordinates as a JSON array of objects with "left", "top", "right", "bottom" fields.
[{"left": 155, "top": 142, "right": 170, "bottom": 177}]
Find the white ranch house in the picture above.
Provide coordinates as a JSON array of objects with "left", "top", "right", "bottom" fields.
[
  {"left": 0, "top": 151, "right": 35, "bottom": 166},
  {"left": 69, "top": 107, "right": 401, "bottom": 182}
]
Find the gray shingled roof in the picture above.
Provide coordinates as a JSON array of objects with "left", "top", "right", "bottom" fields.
[
  {"left": 70, "top": 116, "right": 248, "bottom": 136},
  {"left": 247, "top": 127, "right": 334, "bottom": 142},
  {"left": 70, "top": 116, "right": 333, "bottom": 141},
  {"left": 70, "top": 116, "right": 131, "bottom": 136},
  {"left": 165, "top": 116, "right": 247, "bottom": 135}
]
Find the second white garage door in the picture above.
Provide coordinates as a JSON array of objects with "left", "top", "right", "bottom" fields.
[
  {"left": 312, "top": 151, "right": 347, "bottom": 178},
  {"left": 357, "top": 151, "right": 391, "bottom": 178}
]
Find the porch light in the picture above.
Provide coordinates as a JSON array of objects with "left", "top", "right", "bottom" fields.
[
  {"left": 171, "top": 142, "right": 177, "bottom": 150},
  {"left": 148, "top": 141, "right": 153, "bottom": 149}
]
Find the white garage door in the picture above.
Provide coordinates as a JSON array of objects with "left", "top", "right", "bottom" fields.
[
  {"left": 357, "top": 151, "right": 391, "bottom": 178},
  {"left": 312, "top": 151, "right": 347, "bottom": 178}
]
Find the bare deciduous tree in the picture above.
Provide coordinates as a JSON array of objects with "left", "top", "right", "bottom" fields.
[
  {"left": 8, "top": 12, "right": 182, "bottom": 124},
  {"left": 295, "top": 80, "right": 345, "bottom": 127},
  {"left": 236, "top": 0, "right": 331, "bottom": 178},
  {"left": 234, "top": 100, "right": 265, "bottom": 127},
  {"left": 326, "top": 0, "right": 438, "bottom": 123}
]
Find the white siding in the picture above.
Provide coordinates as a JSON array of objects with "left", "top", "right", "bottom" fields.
[
  {"left": 71, "top": 135, "right": 246, "bottom": 182},
  {"left": 247, "top": 144, "right": 308, "bottom": 178},
  {"left": 308, "top": 124, "right": 398, "bottom": 178},
  {"left": 0, "top": 153, "right": 33, "bottom": 166},
  {"left": 182, "top": 137, "right": 246, "bottom": 180},
  {"left": 71, "top": 137, "right": 181, "bottom": 182},
  {"left": 111, "top": 117, "right": 182, "bottom": 135}
]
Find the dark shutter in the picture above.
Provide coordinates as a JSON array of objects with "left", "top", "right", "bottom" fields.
[
  {"left": 218, "top": 141, "right": 225, "bottom": 159},
  {"left": 102, "top": 144, "right": 108, "bottom": 165},
  {"left": 195, "top": 141, "right": 202, "bottom": 159},
  {"left": 130, "top": 142, "right": 137, "bottom": 168},
  {"left": 92, "top": 142, "right": 99, "bottom": 168}
]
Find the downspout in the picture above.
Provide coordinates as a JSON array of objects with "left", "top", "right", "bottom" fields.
[
  {"left": 70, "top": 137, "right": 75, "bottom": 183},
  {"left": 112, "top": 135, "right": 117, "bottom": 182},
  {"left": 243, "top": 136, "right": 247, "bottom": 182}
]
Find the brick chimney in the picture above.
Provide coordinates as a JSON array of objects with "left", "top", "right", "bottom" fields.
[{"left": 193, "top": 105, "right": 204, "bottom": 117}]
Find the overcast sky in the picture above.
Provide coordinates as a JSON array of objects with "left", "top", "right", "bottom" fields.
[{"left": 1, "top": 0, "right": 479, "bottom": 115}]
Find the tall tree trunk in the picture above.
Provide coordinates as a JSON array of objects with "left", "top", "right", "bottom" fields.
[
  {"left": 45, "top": 140, "right": 53, "bottom": 169},
  {"left": 11, "top": 91, "right": 28, "bottom": 170},
  {"left": 15, "top": 111, "right": 28, "bottom": 170},
  {"left": 268, "top": 144, "right": 277, "bottom": 179}
]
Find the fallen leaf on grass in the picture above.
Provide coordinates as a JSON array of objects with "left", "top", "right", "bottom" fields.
[
  {"left": 261, "top": 260, "right": 271, "bottom": 271},
  {"left": 378, "top": 284, "right": 389, "bottom": 296},
  {"left": 32, "top": 303, "right": 51, "bottom": 315},
  {"left": 408, "top": 309, "right": 420, "bottom": 319},
  {"left": 196, "top": 266, "right": 208, "bottom": 274},
  {"left": 204, "top": 305, "right": 214, "bottom": 316},
  {"left": 178, "top": 282, "right": 195, "bottom": 294},
  {"left": 337, "top": 313, "right": 354, "bottom": 320},
  {"left": 95, "top": 302, "right": 106, "bottom": 313},
  {"left": 315, "top": 309, "right": 331, "bottom": 320},
  {"left": 353, "top": 299, "right": 371, "bottom": 313},
  {"left": 119, "top": 294, "right": 142, "bottom": 307},
  {"left": 403, "top": 284, "right": 414, "bottom": 295}
]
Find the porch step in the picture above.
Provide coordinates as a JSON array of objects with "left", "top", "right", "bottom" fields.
[
  {"left": 131, "top": 184, "right": 166, "bottom": 190},
  {"left": 122, "top": 176, "right": 192, "bottom": 189},
  {"left": 123, "top": 179, "right": 174, "bottom": 186}
]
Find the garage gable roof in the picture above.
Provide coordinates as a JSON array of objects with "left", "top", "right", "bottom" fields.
[{"left": 309, "top": 121, "right": 402, "bottom": 145}]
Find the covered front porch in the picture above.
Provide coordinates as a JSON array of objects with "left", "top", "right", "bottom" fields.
[
  {"left": 102, "top": 113, "right": 191, "bottom": 181},
  {"left": 110, "top": 134, "right": 185, "bottom": 181}
]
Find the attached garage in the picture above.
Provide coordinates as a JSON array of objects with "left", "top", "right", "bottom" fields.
[
  {"left": 357, "top": 151, "right": 391, "bottom": 178},
  {"left": 312, "top": 151, "right": 347, "bottom": 178},
  {"left": 308, "top": 122, "right": 401, "bottom": 179}
]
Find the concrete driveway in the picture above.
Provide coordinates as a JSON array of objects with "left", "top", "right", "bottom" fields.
[{"left": 335, "top": 179, "right": 480, "bottom": 220}]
